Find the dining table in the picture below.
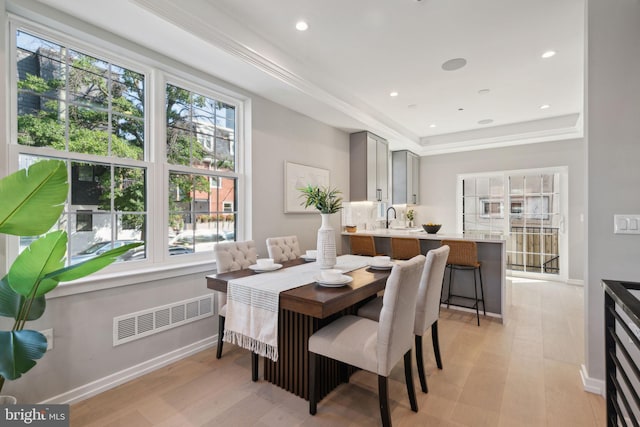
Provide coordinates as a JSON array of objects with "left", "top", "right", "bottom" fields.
[{"left": 206, "top": 255, "right": 392, "bottom": 400}]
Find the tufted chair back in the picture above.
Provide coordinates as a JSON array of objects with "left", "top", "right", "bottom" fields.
[
  {"left": 214, "top": 240, "right": 257, "bottom": 311},
  {"left": 214, "top": 240, "right": 257, "bottom": 273},
  {"left": 266, "top": 235, "right": 301, "bottom": 262}
]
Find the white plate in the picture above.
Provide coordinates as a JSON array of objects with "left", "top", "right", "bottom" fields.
[
  {"left": 368, "top": 262, "right": 394, "bottom": 270},
  {"left": 248, "top": 263, "right": 283, "bottom": 272},
  {"left": 300, "top": 255, "right": 316, "bottom": 262},
  {"left": 314, "top": 274, "right": 353, "bottom": 287}
]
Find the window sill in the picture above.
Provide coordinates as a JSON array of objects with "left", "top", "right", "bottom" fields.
[{"left": 47, "top": 259, "right": 216, "bottom": 299}]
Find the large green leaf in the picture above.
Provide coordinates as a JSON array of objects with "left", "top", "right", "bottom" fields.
[
  {"left": 45, "top": 242, "right": 143, "bottom": 283},
  {"left": 0, "top": 276, "right": 45, "bottom": 321},
  {"left": 0, "top": 330, "right": 47, "bottom": 380},
  {"left": 8, "top": 231, "right": 67, "bottom": 297},
  {"left": 0, "top": 160, "right": 68, "bottom": 236}
]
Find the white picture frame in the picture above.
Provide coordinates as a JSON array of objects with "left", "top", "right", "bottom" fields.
[{"left": 284, "top": 161, "right": 330, "bottom": 213}]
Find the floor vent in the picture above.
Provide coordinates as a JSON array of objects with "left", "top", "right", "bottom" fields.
[{"left": 113, "top": 294, "right": 214, "bottom": 346}]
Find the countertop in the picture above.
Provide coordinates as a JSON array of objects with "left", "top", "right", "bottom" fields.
[{"left": 341, "top": 228, "right": 505, "bottom": 243}]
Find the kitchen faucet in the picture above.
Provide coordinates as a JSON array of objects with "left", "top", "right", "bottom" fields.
[{"left": 385, "top": 206, "right": 396, "bottom": 229}]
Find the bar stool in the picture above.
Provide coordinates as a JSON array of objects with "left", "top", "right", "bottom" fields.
[
  {"left": 350, "top": 235, "right": 379, "bottom": 256},
  {"left": 440, "top": 240, "right": 486, "bottom": 326},
  {"left": 391, "top": 237, "right": 421, "bottom": 260}
]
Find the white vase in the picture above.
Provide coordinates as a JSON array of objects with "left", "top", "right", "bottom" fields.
[{"left": 316, "top": 213, "right": 337, "bottom": 269}]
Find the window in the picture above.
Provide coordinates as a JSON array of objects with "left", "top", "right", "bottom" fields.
[
  {"left": 11, "top": 22, "right": 244, "bottom": 277},
  {"left": 166, "top": 84, "right": 237, "bottom": 254},
  {"left": 16, "top": 30, "right": 147, "bottom": 265}
]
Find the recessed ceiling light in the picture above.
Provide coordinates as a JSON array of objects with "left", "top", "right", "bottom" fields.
[
  {"left": 295, "top": 21, "right": 309, "bottom": 31},
  {"left": 442, "top": 58, "right": 467, "bottom": 71},
  {"left": 407, "top": 104, "right": 417, "bottom": 109},
  {"left": 541, "top": 50, "right": 556, "bottom": 59},
  {"left": 390, "top": 91, "right": 399, "bottom": 97},
  {"left": 540, "top": 104, "right": 550, "bottom": 109},
  {"left": 458, "top": 107, "right": 464, "bottom": 111},
  {"left": 478, "top": 89, "right": 491, "bottom": 95},
  {"left": 429, "top": 124, "right": 436, "bottom": 128},
  {"left": 478, "top": 119, "right": 494, "bottom": 125}
]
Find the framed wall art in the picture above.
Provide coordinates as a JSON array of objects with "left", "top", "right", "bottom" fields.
[{"left": 284, "top": 161, "right": 330, "bottom": 213}]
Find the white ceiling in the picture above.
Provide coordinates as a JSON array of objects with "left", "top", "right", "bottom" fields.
[{"left": 31, "top": 0, "right": 585, "bottom": 154}]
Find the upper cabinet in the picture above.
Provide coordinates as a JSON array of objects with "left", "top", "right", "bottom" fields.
[
  {"left": 350, "top": 131, "right": 389, "bottom": 202},
  {"left": 392, "top": 150, "right": 420, "bottom": 205}
]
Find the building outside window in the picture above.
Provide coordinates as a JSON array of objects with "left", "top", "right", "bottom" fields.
[{"left": 11, "top": 23, "right": 243, "bottom": 271}]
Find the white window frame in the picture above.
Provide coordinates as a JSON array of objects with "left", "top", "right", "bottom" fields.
[{"left": 4, "top": 14, "right": 251, "bottom": 297}]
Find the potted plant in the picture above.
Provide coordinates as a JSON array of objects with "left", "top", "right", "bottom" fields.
[
  {"left": 406, "top": 209, "right": 415, "bottom": 227},
  {"left": 299, "top": 185, "right": 342, "bottom": 268},
  {"left": 0, "top": 160, "right": 141, "bottom": 399}
]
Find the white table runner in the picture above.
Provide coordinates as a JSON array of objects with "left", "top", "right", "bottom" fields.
[{"left": 223, "top": 255, "right": 371, "bottom": 362}]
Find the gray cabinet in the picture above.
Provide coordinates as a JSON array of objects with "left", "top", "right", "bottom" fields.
[
  {"left": 392, "top": 150, "right": 420, "bottom": 205},
  {"left": 350, "top": 131, "right": 389, "bottom": 201}
]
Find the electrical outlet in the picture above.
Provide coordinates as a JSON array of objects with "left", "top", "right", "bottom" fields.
[{"left": 40, "top": 328, "right": 53, "bottom": 351}]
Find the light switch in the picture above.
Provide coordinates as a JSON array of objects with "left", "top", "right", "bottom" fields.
[{"left": 614, "top": 214, "right": 640, "bottom": 234}]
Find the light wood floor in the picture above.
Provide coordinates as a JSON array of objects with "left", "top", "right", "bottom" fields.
[{"left": 71, "top": 278, "right": 605, "bottom": 426}]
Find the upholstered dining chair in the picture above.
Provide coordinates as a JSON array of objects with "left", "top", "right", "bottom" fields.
[
  {"left": 309, "top": 255, "right": 425, "bottom": 427},
  {"left": 266, "top": 235, "right": 301, "bottom": 262},
  {"left": 349, "top": 234, "right": 378, "bottom": 256},
  {"left": 213, "top": 240, "right": 257, "bottom": 360},
  {"left": 358, "top": 245, "right": 450, "bottom": 393},
  {"left": 390, "top": 237, "right": 422, "bottom": 260}
]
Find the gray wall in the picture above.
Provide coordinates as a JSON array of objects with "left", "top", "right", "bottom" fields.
[
  {"left": 585, "top": 0, "right": 640, "bottom": 384},
  {"left": 417, "top": 138, "right": 585, "bottom": 282},
  {"left": 250, "top": 96, "right": 350, "bottom": 257}
]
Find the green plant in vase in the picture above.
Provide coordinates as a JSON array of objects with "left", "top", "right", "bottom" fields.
[
  {"left": 0, "top": 160, "right": 141, "bottom": 395},
  {"left": 299, "top": 185, "right": 343, "bottom": 269},
  {"left": 406, "top": 209, "right": 415, "bottom": 226},
  {"left": 299, "top": 185, "right": 343, "bottom": 214}
]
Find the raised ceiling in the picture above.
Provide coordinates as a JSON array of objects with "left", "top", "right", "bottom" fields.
[{"left": 32, "top": 0, "right": 585, "bottom": 154}]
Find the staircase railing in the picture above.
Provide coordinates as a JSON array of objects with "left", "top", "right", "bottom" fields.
[{"left": 602, "top": 279, "right": 640, "bottom": 426}]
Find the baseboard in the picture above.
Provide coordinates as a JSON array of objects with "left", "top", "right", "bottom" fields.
[
  {"left": 580, "top": 364, "right": 605, "bottom": 396},
  {"left": 567, "top": 279, "right": 584, "bottom": 287},
  {"left": 40, "top": 336, "right": 217, "bottom": 405},
  {"left": 439, "top": 303, "right": 502, "bottom": 320}
]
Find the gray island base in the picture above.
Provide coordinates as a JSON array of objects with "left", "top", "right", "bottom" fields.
[{"left": 341, "top": 229, "right": 507, "bottom": 322}]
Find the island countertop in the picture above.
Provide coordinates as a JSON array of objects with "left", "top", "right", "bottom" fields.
[
  {"left": 341, "top": 228, "right": 506, "bottom": 243},
  {"left": 340, "top": 229, "right": 507, "bottom": 322}
]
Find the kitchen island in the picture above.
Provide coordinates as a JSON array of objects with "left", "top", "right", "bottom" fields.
[{"left": 341, "top": 229, "right": 507, "bottom": 321}]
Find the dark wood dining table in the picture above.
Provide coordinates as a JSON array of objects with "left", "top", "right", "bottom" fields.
[{"left": 206, "top": 257, "right": 392, "bottom": 400}]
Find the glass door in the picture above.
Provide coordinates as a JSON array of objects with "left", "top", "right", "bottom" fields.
[
  {"left": 507, "top": 173, "right": 561, "bottom": 276},
  {"left": 460, "top": 168, "right": 567, "bottom": 280}
]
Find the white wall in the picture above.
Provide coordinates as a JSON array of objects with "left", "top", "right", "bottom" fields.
[
  {"left": 250, "top": 96, "right": 350, "bottom": 257},
  {"left": 418, "top": 138, "right": 585, "bottom": 282},
  {"left": 584, "top": 0, "right": 640, "bottom": 386}
]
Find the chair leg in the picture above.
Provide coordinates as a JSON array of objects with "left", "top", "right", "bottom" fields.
[
  {"left": 251, "top": 352, "right": 259, "bottom": 382},
  {"left": 478, "top": 266, "right": 486, "bottom": 315},
  {"left": 309, "top": 352, "right": 317, "bottom": 415},
  {"left": 432, "top": 321, "right": 443, "bottom": 370},
  {"left": 404, "top": 350, "right": 418, "bottom": 413},
  {"left": 415, "top": 335, "right": 428, "bottom": 393},
  {"left": 446, "top": 265, "right": 453, "bottom": 309},
  {"left": 473, "top": 267, "right": 480, "bottom": 326},
  {"left": 216, "top": 315, "right": 225, "bottom": 359},
  {"left": 378, "top": 375, "right": 391, "bottom": 427}
]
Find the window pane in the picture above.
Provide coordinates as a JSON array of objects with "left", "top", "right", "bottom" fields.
[
  {"left": 166, "top": 83, "right": 236, "bottom": 170},
  {"left": 16, "top": 31, "right": 145, "bottom": 159}
]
